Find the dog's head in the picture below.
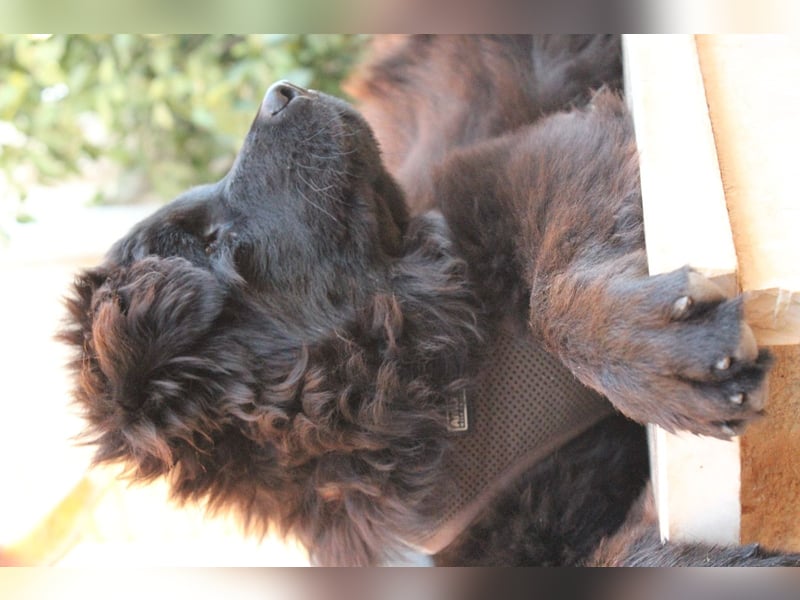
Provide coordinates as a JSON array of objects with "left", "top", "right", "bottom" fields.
[{"left": 61, "top": 82, "right": 477, "bottom": 564}]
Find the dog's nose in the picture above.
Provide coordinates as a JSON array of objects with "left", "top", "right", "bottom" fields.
[{"left": 262, "top": 81, "right": 309, "bottom": 117}]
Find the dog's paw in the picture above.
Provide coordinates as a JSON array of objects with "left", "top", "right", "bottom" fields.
[{"left": 605, "top": 267, "right": 771, "bottom": 439}]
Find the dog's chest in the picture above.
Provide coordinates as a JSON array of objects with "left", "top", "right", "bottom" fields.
[{"left": 411, "top": 318, "right": 614, "bottom": 554}]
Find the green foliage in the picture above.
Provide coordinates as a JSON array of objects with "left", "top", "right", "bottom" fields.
[{"left": 0, "top": 34, "right": 368, "bottom": 210}]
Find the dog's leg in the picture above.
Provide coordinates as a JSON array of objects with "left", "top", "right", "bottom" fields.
[
  {"left": 439, "top": 87, "right": 769, "bottom": 439},
  {"left": 515, "top": 92, "right": 770, "bottom": 440},
  {"left": 590, "top": 488, "right": 800, "bottom": 566},
  {"left": 595, "top": 529, "right": 800, "bottom": 567},
  {"left": 533, "top": 258, "right": 770, "bottom": 439},
  {"left": 350, "top": 35, "right": 624, "bottom": 214}
]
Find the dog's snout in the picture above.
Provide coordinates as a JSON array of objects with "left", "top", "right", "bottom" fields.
[{"left": 262, "top": 81, "right": 309, "bottom": 117}]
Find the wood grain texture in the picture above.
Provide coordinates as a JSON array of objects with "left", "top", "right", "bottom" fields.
[
  {"left": 741, "top": 344, "right": 800, "bottom": 551},
  {"left": 696, "top": 34, "right": 800, "bottom": 552},
  {"left": 696, "top": 34, "right": 800, "bottom": 345}
]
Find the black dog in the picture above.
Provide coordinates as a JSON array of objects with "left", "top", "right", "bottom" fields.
[{"left": 61, "top": 35, "right": 798, "bottom": 566}]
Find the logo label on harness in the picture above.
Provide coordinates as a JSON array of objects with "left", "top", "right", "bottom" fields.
[{"left": 446, "top": 392, "right": 469, "bottom": 432}]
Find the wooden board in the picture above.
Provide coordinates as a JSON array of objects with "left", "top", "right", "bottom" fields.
[
  {"left": 622, "top": 34, "right": 742, "bottom": 546},
  {"left": 696, "top": 34, "right": 800, "bottom": 552},
  {"left": 622, "top": 34, "right": 738, "bottom": 293},
  {"left": 696, "top": 34, "right": 800, "bottom": 346},
  {"left": 741, "top": 345, "right": 800, "bottom": 552}
]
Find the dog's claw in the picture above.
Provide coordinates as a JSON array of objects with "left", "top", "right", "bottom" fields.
[
  {"left": 729, "top": 392, "right": 744, "bottom": 405},
  {"left": 715, "top": 356, "right": 732, "bottom": 371},
  {"left": 671, "top": 295, "right": 693, "bottom": 320}
]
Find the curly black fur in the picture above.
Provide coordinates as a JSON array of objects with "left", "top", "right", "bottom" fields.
[
  {"left": 60, "top": 35, "right": 799, "bottom": 566},
  {"left": 63, "top": 207, "right": 482, "bottom": 566}
]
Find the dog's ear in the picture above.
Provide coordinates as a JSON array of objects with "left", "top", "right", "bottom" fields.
[
  {"left": 89, "top": 256, "right": 226, "bottom": 394},
  {"left": 62, "top": 256, "right": 228, "bottom": 474}
]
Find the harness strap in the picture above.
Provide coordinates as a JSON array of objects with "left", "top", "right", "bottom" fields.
[{"left": 410, "top": 318, "right": 614, "bottom": 554}]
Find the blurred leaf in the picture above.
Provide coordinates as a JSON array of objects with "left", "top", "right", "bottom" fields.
[
  {"left": 0, "top": 71, "right": 30, "bottom": 117},
  {"left": 152, "top": 102, "right": 174, "bottom": 130},
  {"left": 97, "top": 54, "right": 115, "bottom": 84},
  {"left": 190, "top": 106, "right": 216, "bottom": 130},
  {"left": 0, "top": 33, "right": 369, "bottom": 223}
]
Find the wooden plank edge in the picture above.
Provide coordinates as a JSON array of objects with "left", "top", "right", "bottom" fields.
[
  {"left": 622, "top": 34, "right": 742, "bottom": 546},
  {"left": 745, "top": 289, "right": 800, "bottom": 346}
]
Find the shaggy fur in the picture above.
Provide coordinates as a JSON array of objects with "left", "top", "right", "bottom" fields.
[{"left": 61, "top": 35, "right": 797, "bottom": 566}]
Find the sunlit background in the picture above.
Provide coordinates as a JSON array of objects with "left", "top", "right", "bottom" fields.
[{"left": 0, "top": 34, "right": 373, "bottom": 567}]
